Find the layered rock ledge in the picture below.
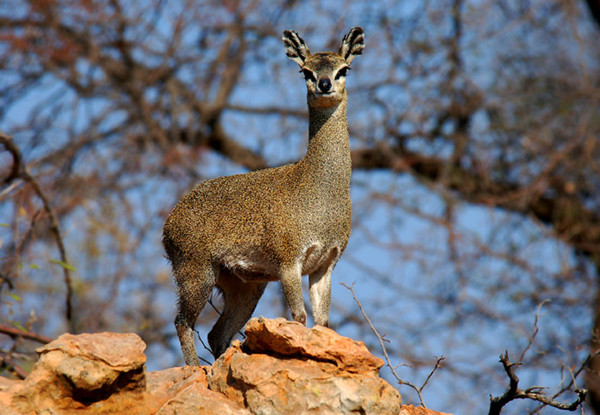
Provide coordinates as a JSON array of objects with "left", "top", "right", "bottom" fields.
[{"left": 0, "top": 317, "right": 450, "bottom": 414}]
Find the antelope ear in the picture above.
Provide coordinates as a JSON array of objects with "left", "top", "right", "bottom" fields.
[
  {"left": 338, "top": 27, "right": 365, "bottom": 65},
  {"left": 283, "top": 30, "right": 311, "bottom": 67}
]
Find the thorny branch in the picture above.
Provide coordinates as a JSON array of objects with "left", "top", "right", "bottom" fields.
[
  {"left": 341, "top": 282, "right": 445, "bottom": 408},
  {"left": 556, "top": 350, "right": 600, "bottom": 401},
  {"left": 528, "top": 349, "right": 600, "bottom": 415},
  {"left": 488, "top": 352, "right": 587, "bottom": 415},
  {"left": 0, "top": 132, "right": 74, "bottom": 328},
  {"left": 488, "top": 301, "right": 587, "bottom": 414}
]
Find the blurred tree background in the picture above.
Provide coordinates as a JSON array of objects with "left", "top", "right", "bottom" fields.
[{"left": 1, "top": 0, "right": 599, "bottom": 413}]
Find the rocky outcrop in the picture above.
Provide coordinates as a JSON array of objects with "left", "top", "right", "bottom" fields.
[
  {"left": 210, "top": 318, "right": 401, "bottom": 414},
  {"left": 400, "top": 406, "right": 453, "bottom": 415},
  {"left": 0, "top": 317, "right": 450, "bottom": 414}
]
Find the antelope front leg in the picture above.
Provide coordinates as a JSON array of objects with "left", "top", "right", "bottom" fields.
[
  {"left": 280, "top": 263, "right": 307, "bottom": 325},
  {"left": 309, "top": 263, "right": 333, "bottom": 327}
]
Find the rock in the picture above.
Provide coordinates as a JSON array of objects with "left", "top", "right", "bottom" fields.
[
  {"left": 9, "top": 332, "right": 148, "bottom": 414},
  {"left": 146, "top": 366, "right": 208, "bottom": 404},
  {"left": 157, "top": 383, "right": 251, "bottom": 415},
  {"left": 400, "top": 404, "right": 453, "bottom": 415},
  {"left": 209, "top": 317, "right": 402, "bottom": 414},
  {"left": 0, "top": 377, "right": 20, "bottom": 415},
  {"left": 243, "top": 317, "right": 384, "bottom": 374},
  {"left": 146, "top": 366, "right": 211, "bottom": 413},
  {"left": 0, "top": 318, "right": 453, "bottom": 414}
]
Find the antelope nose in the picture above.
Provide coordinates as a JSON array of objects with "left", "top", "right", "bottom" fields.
[{"left": 318, "top": 77, "right": 332, "bottom": 93}]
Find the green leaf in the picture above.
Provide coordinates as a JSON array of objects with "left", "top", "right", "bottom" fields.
[
  {"left": 49, "top": 259, "right": 77, "bottom": 272},
  {"left": 12, "top": 322, "right": 27, "bottom": 332},
  {"left": 29, "top": 263, "right": 40, "bottom": 270},
  {"left": 7, "top": 292, "right": 22, "bottom": 302},
  {"left": 0, "top": 223, "right": 9, "bottom": 228}
]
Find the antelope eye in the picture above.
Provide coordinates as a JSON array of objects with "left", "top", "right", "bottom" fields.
[
  {"left": 335, "top": 66, "right": 350, "bottom": 80},
  {"left": 301, "top": 68, "right": 316, "bottom": 82}
]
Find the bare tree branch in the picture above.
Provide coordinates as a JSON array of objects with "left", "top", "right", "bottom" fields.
[
  {"left": 341, "top": 282, "right": 445, "bottom": 408},
  {"left": 489, "top": 351, "right": 587, "bottom": 415},
  {"left": 489, "top": 303, "right": 587, "bottom": 414},
  {"left": 0, "top": 323, "right": 53, "bottom": 344},
  {"left": 0, "top": 350, "right": 28, "bottom": 380},
  {"left": 350, "top": 144, "right": 600, "bottom": 259},
  {"left": 0, "top": 132, "right": 74, "bottom": 328},
  {"left": 518, "top": 300, "right": 549, "bottom": 364}
]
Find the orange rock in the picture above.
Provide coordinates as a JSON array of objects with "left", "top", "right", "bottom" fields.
[
  {"left": 9, "top": 332, "right": 148, "bottom": 414},
  {"left": 37, "top": 332, "right": 147, "bottom": 370},
  {"left": 156, "top": 383, "right": 250, "bottom": 414},
  {"left": 0, "top": 319, "right": 430, "bottom": 414},
  {"left": 400, "top": 404, "right": 454, "bottom": 415},
  {"left": 146, "top": 366, "right": 210, "bottom": 413},
  {"left": 244, "top": 316, "right": 384, "bottom": 374},
  {"left": 210, "top": 317, "right": 402, "bottom": 414}
]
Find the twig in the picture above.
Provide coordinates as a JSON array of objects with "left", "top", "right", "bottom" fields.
[
  {"left": 189, "top": 293, "right": 249, "bottom": 365},
  {"left": 518, "top": 300, "right": 549, "bottom": 363},
  {"left": 489, "top": 301, "right": 587, "bottom": 414},
  {"left": 0, "top": 350, "right": 28, "bottom": 379},
  {"left": 194, "top": 328, "right": 213, "bottom": 365},
  {"left": 554, "top": 350, "right": 600, "bottom": 399},
  {"left": 489, "top": 351, "right": 587, "bottom": 415},
  {"left": 0, "top": 323, "right": 53, "bottom": 344},
  {"left": 0, "top": 132, "right": 74, "bottom": 327},
  {"left": 420, "top": 355, "right": 446, "bottom": 392},
  {"left": 341, "top": 282, "right": 445, "bottom": 407},
  {"left": 526, "top": 349, "right": 600, "bottom": 415},
  {"left": 207, "top": 294, "right": 223, "bottom": 316}
]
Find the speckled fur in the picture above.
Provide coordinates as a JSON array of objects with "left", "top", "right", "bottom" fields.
[{"left": 163, "top": 27, "right": 365, "bottom": 365}]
